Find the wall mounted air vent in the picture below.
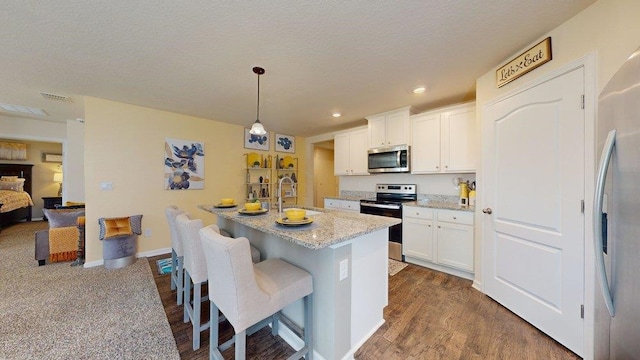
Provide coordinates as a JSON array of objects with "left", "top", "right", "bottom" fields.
[{"left": 40, "top": 92, "right": 71, "bottom": 102}]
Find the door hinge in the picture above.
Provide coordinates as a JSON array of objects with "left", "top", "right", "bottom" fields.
[
  {"left": 581, "top": 305, "right": 584, "bottom": 319},
  {"left": 581, "top": 200, "right": 585, "bottom": 213},
  {"left": 581, "top": 95, "right": 585, "bottom": 109}
]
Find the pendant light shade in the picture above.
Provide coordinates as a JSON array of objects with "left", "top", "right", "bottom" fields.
[{"left": 249, "top": 67, "right": 267, "bottom": 135}]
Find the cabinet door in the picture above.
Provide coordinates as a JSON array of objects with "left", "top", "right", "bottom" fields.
[
  {"left": 349, "top": 129, "right": 369, "bottom": 175},
  {"left": 340, "top": 200, "right": 360, "bottom": 212},
  {"left": 324, "top": 199, "right": 341, "bottom": 209},
  {"left": 441, "top": 106, "right": 476, "bottom": 172},
  {"left": 436, "top": 222, "right": 474, "bottom": 271},
  {"left": 386, "top": 111, "right": 410, "bottom": 147},
  {"left": 403, "top": 217, "right": 435, "bottom": 261},
  {"left": 410, "top": 113, "right": 441, "bottom": 173},
  {"left": 367, "top": 115, "right": 387, "bottom": 148},
  {"left": 334, "top": 132, "right": 351, "bottom": 175}
]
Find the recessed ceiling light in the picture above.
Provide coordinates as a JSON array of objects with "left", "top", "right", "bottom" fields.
[
  {"left": 332, "top": 112, "right": 341, "bottom": 118},
  {"left": 413, "top": 86, "right": 426, "bottom": 94}
]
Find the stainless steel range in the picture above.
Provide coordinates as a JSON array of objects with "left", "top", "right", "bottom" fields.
[{"left": 360, "top": 184, "right": 417, "bottom": 261}]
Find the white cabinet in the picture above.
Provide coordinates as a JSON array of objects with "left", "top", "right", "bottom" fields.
[
  {"left": 403, "top": 207, "right": 435, "bottom": 261},
  {"left": 411, "top": 103, "right": 476, "bottom": 173},
  {"left": 403, "top": 206, "right": 474, "bottom": 279},
  {"left": 324, "top": 198, "right": 360, "bottom": 212},
  {"left": 334, "top": 129, "right": 369, "bottom": 175},
  {"left": 436, "top": 210, "right": 474, "bottom": 272},
  {"left": 366, "top": 106, "right": 414, "bottom": 148}
]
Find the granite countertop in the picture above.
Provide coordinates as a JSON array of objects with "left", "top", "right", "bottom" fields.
[
  {"left": 405, "top": 201, "right": 475, "bottom": 212},
  {"left": 198, "top": 205, "right": 400, "bottom": 250}
]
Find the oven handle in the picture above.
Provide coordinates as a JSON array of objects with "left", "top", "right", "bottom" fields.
[{"left": 360, "top": 202, "right": 401, "bottom": 210}]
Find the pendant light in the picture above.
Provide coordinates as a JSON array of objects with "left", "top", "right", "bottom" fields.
[{"left": 249, "top": 66, "right": 267, "bottom": 135}]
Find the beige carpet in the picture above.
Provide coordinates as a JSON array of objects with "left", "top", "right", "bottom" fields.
[
  {"left": 389, "top": 258, "right": 408, "bottom": 276},
  {"left": 0, "top": 221, "right": 179, "bottom": 360}
]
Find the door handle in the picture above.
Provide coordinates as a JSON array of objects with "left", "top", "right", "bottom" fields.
[
  {"left": 482, "top": 208, "right": 492, "bottom": 214},
  {"left": 594, "top": 129, "right": 616, "bottom": 317}
]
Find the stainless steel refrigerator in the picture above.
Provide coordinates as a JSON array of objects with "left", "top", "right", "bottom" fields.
[{"left": 594, "top": 46, "right": 640, "bottom": 359}]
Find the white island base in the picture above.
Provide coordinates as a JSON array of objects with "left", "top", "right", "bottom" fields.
[{"left": 217, "top": 217, "right": 389, "bottom": 360}]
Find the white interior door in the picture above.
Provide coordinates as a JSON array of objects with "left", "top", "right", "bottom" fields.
[{"left": 483, "top": 67, "right": 585, "bottom": 355}]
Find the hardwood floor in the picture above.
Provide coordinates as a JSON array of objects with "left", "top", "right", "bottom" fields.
[{"left": 149, "top": 255, "right": 579, "bottom": 359}]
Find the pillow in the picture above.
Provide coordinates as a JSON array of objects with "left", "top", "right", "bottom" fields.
[
  {"left": 0, "top": 179, "right": 25, "bottom": 192},
  {"left": 44, "top": 208, "right": 86, "bottom": 228},
  {"left": 98, "top": 214, "right": 143, "bottom": 239},
  {"left": 98, "top": 217, "right": 132, "bottom": 239},
  {"left": 0, "top": 176, "right": 19, "bottom": 181}
]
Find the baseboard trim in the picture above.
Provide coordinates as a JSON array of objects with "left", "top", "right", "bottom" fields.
[{"left": 83, "top": 247, "right": 172, "bottom": 268}]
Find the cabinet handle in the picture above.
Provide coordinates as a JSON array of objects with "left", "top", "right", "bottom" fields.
[
  {"left": 428, "top": 224, "right": 431, "bottom": 227},
  {"left": 445, "top": 165, "right": 448, "bottom": 169},
  {"left": 438, "top": 225, "right": 441, "bottom": 228},
  {"left": 453, "top": 216, "right": 457, "bottom": 220},
  {"left": 436, "top": 166, "right": 439, "bottom": 169},
  {"left": 482, "top": 208, "right": 493, "bottom": 214}
]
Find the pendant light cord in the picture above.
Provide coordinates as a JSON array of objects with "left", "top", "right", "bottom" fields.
[{"left": 256, "top": 73, "right": 260, "bottom": 120}]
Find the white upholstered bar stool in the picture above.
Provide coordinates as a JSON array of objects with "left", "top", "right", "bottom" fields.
[
  {"left": 165, "top": 205, "right": 187, "bottom": 305},
  {"left": 199, "top": 227, "right": 314, "bottom": 360},
  {"left": 178, "top": 215, "right": 263, "bottom": 350},
  {"left": 176, "top": 214, "right": 213, "bottom": 350}
]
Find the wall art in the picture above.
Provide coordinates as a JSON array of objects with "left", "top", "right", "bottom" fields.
[
  {"left": 0, "top": 142, "right": 27, "bottom": 160},
  {"left": 244, "top": 128, "right": 269, "bottom": 151},
  {"left": 164, "top": 138, "right": 205, "bottom": 190},
  {"left": 275, "top": 133, "right": 295, "bottom": 153}
]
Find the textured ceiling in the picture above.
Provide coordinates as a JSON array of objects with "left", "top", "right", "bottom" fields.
[{"left": 0, "top": 1, "right": 594, "bottom": 137}]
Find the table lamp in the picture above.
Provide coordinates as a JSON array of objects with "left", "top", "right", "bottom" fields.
[{"left": 53, "top": 172, "right": 63, "bottom": 197}]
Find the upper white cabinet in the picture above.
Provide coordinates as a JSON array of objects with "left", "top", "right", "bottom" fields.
[
  {"left": 334, "top": 128, "right": 369, "bottom": 176},
  {"left": 411, "top": 103, "right": 476, "bottom": 173},
  {"left": 366, "top": 106, "right": 415, "bottom": 148}
]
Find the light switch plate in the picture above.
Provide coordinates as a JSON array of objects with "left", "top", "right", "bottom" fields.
[{"left": 339, "top": 259, "right": 349, "bottom": 281}]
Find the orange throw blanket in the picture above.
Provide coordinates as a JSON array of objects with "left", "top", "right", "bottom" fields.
[{"left": 49, "top": 227, "right": 78, "bottom": 262}]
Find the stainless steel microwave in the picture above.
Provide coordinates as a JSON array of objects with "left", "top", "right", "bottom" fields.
[{"left": 367, "top": 145, "right": 410, "bottom": 173}]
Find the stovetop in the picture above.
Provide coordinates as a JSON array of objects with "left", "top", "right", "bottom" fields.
[{"left": 361, "top": 184, "right": 417, "bottom": 204}]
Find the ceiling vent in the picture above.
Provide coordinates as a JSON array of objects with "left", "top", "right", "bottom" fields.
[
  {"left": 40, "top": 92, "right": 71, "bottom": 102},
  {"left": 0, "top": 103, "right": 48, "bottom": 116}
]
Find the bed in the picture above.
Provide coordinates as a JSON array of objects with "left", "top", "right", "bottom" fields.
[{"left": 0, "top": 164, "right": 33, "bottom": 231}]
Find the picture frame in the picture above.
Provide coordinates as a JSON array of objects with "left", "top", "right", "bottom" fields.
[
  {"left": 244, "top": 128, "right": 269, "bottom": 151},
  {"left": 275, "top": 133, "right": 295, "bottom": 153},
  {"left": 164, "top": 138, "right": 205, "bottom": 190}
]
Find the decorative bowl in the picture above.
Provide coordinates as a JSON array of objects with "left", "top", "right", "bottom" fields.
[
  {"left": 285, "top": 208, "right": 306, "bottom": 221},
  {"left": 244, "top": 202, "right": 262, "bottom": 211},
  {"left": 220, "top": 198, "right": 235, "bottom": 205}
]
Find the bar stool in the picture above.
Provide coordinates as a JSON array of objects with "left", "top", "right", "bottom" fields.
[
  {"left": 199, "top": 227, "right": 314, "bottom": 360},
  {"left": 178, "top": 214, "right": 262, "bottom": 350},
  {"left": 165, "top": 206, "right": 187, "bottom": 305},
  {"left": 176, "top": 214, "right": 213, "bottom": 350}
]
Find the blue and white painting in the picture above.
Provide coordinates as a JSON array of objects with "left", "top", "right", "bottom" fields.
[
  {"left": 244, "top": 128, "right": 269, "bottom": 151},
  {"left": 164, "top": 138, "right": 205, "bottom": 190},
  {"left": 275, "top": 133, "right": 295, "bottom": 153}
]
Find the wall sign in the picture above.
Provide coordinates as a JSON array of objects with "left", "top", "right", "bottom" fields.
[{"left": 496, "top": 37, "right": 552, "bottom": 88}]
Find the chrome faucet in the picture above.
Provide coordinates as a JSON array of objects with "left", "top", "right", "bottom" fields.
[{"left": 278, "top": 175, "right": 293, "bottom": 215}]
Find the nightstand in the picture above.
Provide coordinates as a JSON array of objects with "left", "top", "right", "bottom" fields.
[{"left": 42, "top": 196, "right": 62, "bottom": 220}]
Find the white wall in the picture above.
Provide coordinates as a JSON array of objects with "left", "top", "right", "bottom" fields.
[
  {"left": 0, "top": 115, "right": 66, "bottom": 142},
  {"left": 64, "top": 119, "right": 85, "bottom": 202},
  {"left": 339, "top": 172, "right": 475, "bottom": 197}
]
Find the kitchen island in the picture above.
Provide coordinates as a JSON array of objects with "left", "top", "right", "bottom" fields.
[{"left": 199, "top": 205, "right": 400, "bottom": 360}]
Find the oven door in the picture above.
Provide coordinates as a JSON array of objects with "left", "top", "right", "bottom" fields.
[{"left": 360, "top": 202, "right": 403, "bottom": 261}]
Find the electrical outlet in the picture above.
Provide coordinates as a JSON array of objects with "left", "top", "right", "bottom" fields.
[
  {"left": 144, "top": 228, "right": 152, "bottom": 237},
  {"left": 339, "top": 259, "right": 349, "bottom": 281},
  {"left": 100, "top": 182, "right": 113, "bottom": 191}
]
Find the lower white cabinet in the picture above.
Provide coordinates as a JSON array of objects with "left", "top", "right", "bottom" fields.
[
  {"left": 403, "top": 206, "right": 474, "bottom": 279},
  {"left": 324, "top": 198, "right": 361, "bottom": 213}
]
